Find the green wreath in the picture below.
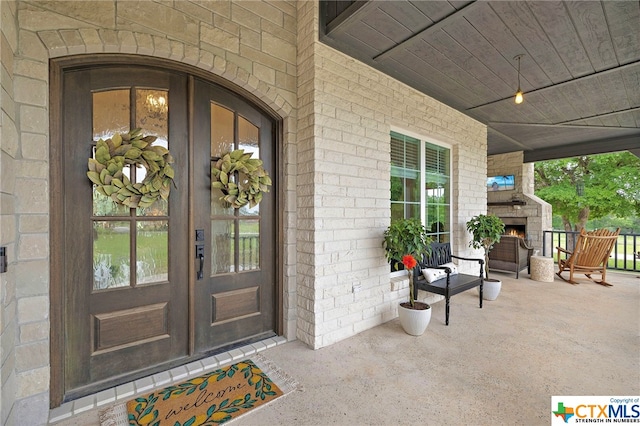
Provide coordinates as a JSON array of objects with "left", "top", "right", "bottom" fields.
[
  {"left": 87, "top": 129, "right": 175, "bottom": 208},
  {"left": 211, "top": 149, "right": 272, "bottom": 209}
]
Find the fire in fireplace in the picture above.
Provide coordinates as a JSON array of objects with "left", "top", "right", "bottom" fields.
[
  {"left": 500, "top": 217, "right": 527, "bottom": 239},
  {"left": 504, "top": 225, "right": 526, "bottom": 239}
]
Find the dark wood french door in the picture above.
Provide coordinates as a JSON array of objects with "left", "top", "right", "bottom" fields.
[
  {"left": 192, "top": 79, "right": 277, "bottom": 351},
  {"left": 55, "top": 63, "right": 277, "bottom": 404}
]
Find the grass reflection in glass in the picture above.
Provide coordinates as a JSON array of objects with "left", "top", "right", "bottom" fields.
[
  {"left": 93, "top": 222, "right": 130, "bottom": 289},
  {"left": 93, "top": 222, "right": 169, "bottom": 289},
  {"left": 137, "top": 221, "right": 168, "bottom": 284}
]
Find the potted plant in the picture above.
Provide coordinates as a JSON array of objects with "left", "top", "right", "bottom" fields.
[
  {"left": 465, "top": 214, "right": 505, "bottom": 300},
  {"left": 383, "top": 218, "right": 432, "bottom": 335}
]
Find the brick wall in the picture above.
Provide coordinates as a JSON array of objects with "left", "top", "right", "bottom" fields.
[
  {"left": 295, "top": 3, "right": 487, "bottom": 349},
  {"left": 1, "top": 1, "right": 19, "bottom": 424}
]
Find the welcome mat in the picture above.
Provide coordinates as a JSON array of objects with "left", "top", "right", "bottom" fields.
[{"left": 100, "top": 354, "right": 300, "bottom": 425}]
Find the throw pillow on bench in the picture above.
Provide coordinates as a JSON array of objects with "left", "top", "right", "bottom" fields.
[{"left": 421, "top": 262, "right": 459, "bottom": 283}]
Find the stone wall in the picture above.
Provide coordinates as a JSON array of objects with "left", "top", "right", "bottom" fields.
[
  {"left": 5, "top": 1, "right": 300, "bottom": 423},
  {"left": 0, "top": 0, "right": 489, "bottom": 422},
  {"left": 1, "top": 1, "right": 19, "bottom": 424},
  {"left": 487, "top": 152, "right": 552, "bottom": 253},
  {"left": 295, "top": 2, "right": 487, "bottom": 349}
]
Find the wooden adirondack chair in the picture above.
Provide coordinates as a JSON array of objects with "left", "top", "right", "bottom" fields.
[{"left": 556, "top": 228, "right": 620, "bottom": 286}]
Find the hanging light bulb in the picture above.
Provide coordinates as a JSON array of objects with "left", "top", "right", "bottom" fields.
[
  {"left": 514, "top": 54, "right": 524, "bottom": 104},
  {"left": 515, "top": 89, "right": 524, "bottom": 104}
]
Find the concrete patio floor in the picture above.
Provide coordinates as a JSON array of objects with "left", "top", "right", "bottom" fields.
[{"left": 54, "top": 270, "right": 639, "bottom": 425}]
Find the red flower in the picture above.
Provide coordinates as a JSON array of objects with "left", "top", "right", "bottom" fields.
[{"left": 402, "top": 254, "right": 417, "bottom": 270}]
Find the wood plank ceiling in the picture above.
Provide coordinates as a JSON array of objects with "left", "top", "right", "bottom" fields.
[{"left": 319, "top": 1, "right": 640, "bottom": 161}]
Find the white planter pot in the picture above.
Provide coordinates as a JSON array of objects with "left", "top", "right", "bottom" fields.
[
  {"left": 398, "top": 302, "right": 431, "bottom": 336},
  {"left": 482, "top": 279, "right": 502, "bottom": 301}
]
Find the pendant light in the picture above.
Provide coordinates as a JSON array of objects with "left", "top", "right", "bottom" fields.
[{"left": 514, "top": 54, "right": 524, "bottom": 104}]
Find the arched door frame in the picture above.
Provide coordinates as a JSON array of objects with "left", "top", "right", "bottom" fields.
[{"left": 49, "top": 54, "right": 284, "bottom": 407}]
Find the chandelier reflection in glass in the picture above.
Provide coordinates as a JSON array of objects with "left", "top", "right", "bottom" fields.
[{"left": 145, "top": 93, "right": 168, "bottom": 116}]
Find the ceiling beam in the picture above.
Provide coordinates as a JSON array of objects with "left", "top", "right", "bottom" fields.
[
  {"left": 523, "top": 134, "right": 640, "bottom": 163},
  {"left": 488, "top": 127, "right": 530, "bottom": 150},
  {"left": 489, "top": 121, "right": 640, "bottom": 130},
  {"left": 557, "top": 106, "right": 640, "bottom": 125},
  {"left": 374, "top": 1, "right": 482, "bottom": 62},
  {"left": 467, "top": 60, "right": 640, "bottom": 112}
]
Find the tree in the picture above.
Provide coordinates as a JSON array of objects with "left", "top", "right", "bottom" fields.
[{"left": 534, "top": 152, "right": 640, "bottom": 233}]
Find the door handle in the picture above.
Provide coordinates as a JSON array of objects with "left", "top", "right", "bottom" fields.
[
  {"left": 195, "top": 229, "right": 205, "bottom": 280},
  {"left": 196, "top": 244, "right": 205, "bottom": 280}
]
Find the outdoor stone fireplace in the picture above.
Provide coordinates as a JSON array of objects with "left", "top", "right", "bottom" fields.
[
  {"left": 487, "top": 152, "right": 552, "bottom": 253},
  {"left": 501, "top": 217, "right": 527, "bottom": 239}
]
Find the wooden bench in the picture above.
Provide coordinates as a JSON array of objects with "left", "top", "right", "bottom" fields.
[{"left": 413, "top": 242, "right": 484, "bottom": 325}]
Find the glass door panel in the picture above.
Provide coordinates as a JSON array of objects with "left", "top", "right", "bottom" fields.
[
  {"left": 211, "top": 220, "right": 234, "bottom": 274},
  {"left": 90, "top": 88, "right": 170, "bottom": 289},
  {"left": 210, "top": 103, "right": 234, "bottom": 155},
  {"left": 239, "top": 220, "right": 260, "bottom": 271},
  {"left": 209, "top": 103, "right": 262, "bottom": 274},
  {"left": 136, "top": 88, "right": 170, "bottom": 216},
  {"left": 93, "top": 221, "right": 130, "bottom": 290},
  {"left": 238, "top": 116, "right": 261, "bottom": 217},
  {"left": 136, "top": 220, "right": 168, "bottom": 284},
  {"left": 92, "top": 89, "right": 130, "bottom": 140},
  {"left": 238, "top": 115, "right": 259, "bottom": 155},
  {"left": 135, "top": 89, "right": 169, "bottom": 147}
]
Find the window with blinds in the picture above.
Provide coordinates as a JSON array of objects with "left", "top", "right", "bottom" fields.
[{"left": 390, "top": 131, "right": 451, "bottom": 243}]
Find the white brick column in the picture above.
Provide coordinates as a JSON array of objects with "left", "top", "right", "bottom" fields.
[{"left": 295, "top": 4, "right": 487, "bottom": 349}]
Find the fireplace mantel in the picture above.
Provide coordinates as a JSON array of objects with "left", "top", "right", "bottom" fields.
[{"left": 488, "top": 200, "right": 527, "bottom": 206}]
